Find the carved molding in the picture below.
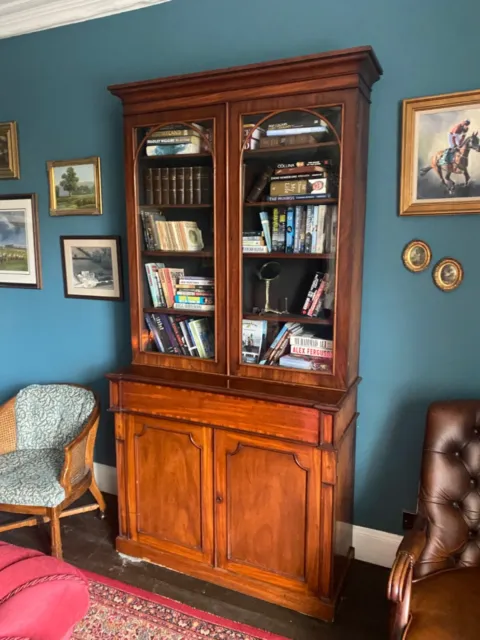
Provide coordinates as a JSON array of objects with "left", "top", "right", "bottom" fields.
[{"left": 0, "top": 0, "right": 171, "bottom": 40}]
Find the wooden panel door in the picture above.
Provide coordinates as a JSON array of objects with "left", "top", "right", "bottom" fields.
[
  {"left": 126, "top": 415, "right": 214, "bottom": 565},
  {"left": 215, "top": 430, "right": 321, "bottom": 593}
]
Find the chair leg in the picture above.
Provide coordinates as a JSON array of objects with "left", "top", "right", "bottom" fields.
[
  {"left": 90, "top": 476, "right": 106, "bottom": 517},
  {"left": 49, "top": 507, "right": 63, "bottom": 559}
]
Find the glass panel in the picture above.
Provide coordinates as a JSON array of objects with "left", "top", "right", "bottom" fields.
[
  {"left": 240, "top": 107, "right": 341, "bottom": 374},
  {"left": 135, "top": 119, "right": 216, "bottom": 360}
]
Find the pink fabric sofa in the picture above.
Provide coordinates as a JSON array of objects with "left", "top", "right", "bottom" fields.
[{"left": 0, "top": 542, "right": 89, "bottom": 639}]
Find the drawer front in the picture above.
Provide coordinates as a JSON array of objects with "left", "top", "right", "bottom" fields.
[{"left": 116, "top": 381, "right": 320, "bottom": 445}]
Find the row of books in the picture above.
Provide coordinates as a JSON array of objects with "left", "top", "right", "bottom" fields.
[
  {"left": 247, "top": 160, "right": 334, "bottom": 203},
  {"left": 242, "top": 320, "right": 333, "bottom": 369},
  {"left": 144, "top": 166, "right": 211, "bottom": 206},
  {"left": 145, "top": 123, "right": 209, "bottom": 156},
  {"left": 140, "top": 211, "right": 204, "bottom": 252},
  {"left": 145, "top": 313, "right": 214, "bottom": 359},
  {"left": 243, "top": 117, "right": 328, "bottom": 150},
  {"left": 242, "top": 205, "right": 337, "bottom": 254},
  {"left": 302, "top": 272, "right": 334, "bottom": 317},
  {"left": 145, "top": 264, "right": 215, "bottom": 311}
]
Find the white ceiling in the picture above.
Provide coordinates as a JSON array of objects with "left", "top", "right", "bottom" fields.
[{"left": 0, "top": 0, "right": 171, "bottom": 39}]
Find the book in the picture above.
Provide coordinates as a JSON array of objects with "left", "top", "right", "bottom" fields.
[
  {"left": 274, "top": 160, "right": 331, "bottom": 176},
  {"left": 189, "top": 319, "right": 215, "bottom": 358},
  {"left": 266, "top": 194, "right": 332, "bottom": 202},
  {"left": 278, "top": 354, "right": 331, "bottom": 371},
  {"left": 144, "top": 314, "right": 165, "bottom": 353},
  {"left": 152, "top": 169, "right": 161, "bottom": 205},
  {"left": 269, "top": 177, "right": 328, "bottom": 197},
  {"left": 270, "top": 172, "right": 327, "bottom": 182},
  {"left": 193, "top": 166, "right": 202, "bottom": 204},
  {"left": 146, "top": 142, "right": 202, "bottom": 156},
  {"left": 168, "top": 316, "right": 189, "bottom": 356},
  {"left": 242, "top": 320, "right": 267, "bottom": 364},
  {"left": 293, "top": 206, "right": 302, "bottom": 253},
  {"left": 173, "top": 303, "right": 215, "bottom": 311},
  {"left": 179, "top": 319, "right": 199, "bottom": 357},
  {"left": 329, "top": 205, "right": 338, "bottom": 253},
  {"left": 145, "top": 263, "right": 164, "bottom": 307},
  {"left": 278, "top": 208, "right": 286, "bottom": 252},
  {"left": 267, "top": 119, "right": 325, "bottom": 131},
  {"left": 174, "top": 295, "right": 214, "bottom": 304},
  {"left": 151, "top": 314, "right": 175, "bottom": 353},
  {"left": 152, "top": 264, "right": 167, "bottom": 307},
  {"left": 176, "top": 167, "right": 185, "bottom": 205},
  {"left": 179, "top": 276, "right": 214, "bottom": 285},
  {"left": 285, "top": 207, "right": 295, "bottom": 253},
  {"left": 271, "top": 208, "right": 280, "bottom": 251},
  {"left": 161, "top": 168, "right": 169, "bottom": 205},
  {"left": 315, "top": 205, "right": 327, "bottom": 253},
  {"left": 152, "top": 221, "right": 204, "bottom": 251},
  {"left": 259, "top": 211, "right": 272, "bottom": 252},
  {"left": 200, "top": 167, "right": 211, "bottom": 204},
  {"left": 147, "top": 124, "right": 205, "bottom": 141},
  {"left": 159, "top": 314, "right": 182, "bottom": 355},
  {"left": 243, "top": 124, "right": 265, "bottom": 150},
  {"left": 242, "top": 237, "right": 265, "bottom": 246},
  {"left": 259, "top": 133, "right": 317, "bottom": 148},
  {"left": 175, "top": 288, "right": 214, "bottom": 296},
  {"left": 176, "top": 283, "right": 214, "bottom": 291},
  {"left": 140, "top": 210, "right": 166, "bottom": 250},
  {"left": 242, "top": 245, "right": 268, "bottom": 253},
  {"left": 246, "top": 166, "right": 273, "bottom": 202},
  {"left": 301, "top": 272, "right": 322, "bottom": 315},
  {"left": 305, "top": 205, "right": 314, "bottom": 253},
  {"left": 158, "top": 267, "right": 184, "bottom": 307},
  {"left": 266, "top": 125, "right": 328, "bottom": 137},
  {"left": 259, "top": 323, "right": 292, "bottom": 365},
  {"left": 183, "top": 221, "right": 204, "bottom": 251},
  {"left": 291, "top": 345, "right": 333, "bottom": 358},
  {"left": 169, "top": 167, "right": 177, "bottom": 205},
  {"left": 185, "top": 166, "right": 194, "bottom": 204},
  {"left": 307, "top": 274, "right": 329, "bottom": 317},
  {"left": 310, "top": 206, "right": 318, "bottom": 253},
  {"left": 150, "top": 135, "right": 201, "bottom": 145},
  {"left": 299, "top": 207, "right": 306, "bottom": 253},
  {"left": 267, "top": 323, "right": 303, "bottom": 365},
  {"left": 144, "top": 168, "right": 154, "bottom": 205},
  {"left": 290, "top": 335, "right": 333, "bottom": 350}
]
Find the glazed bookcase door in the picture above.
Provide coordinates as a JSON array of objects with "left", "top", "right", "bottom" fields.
[
  {"left": 229, "top": 92, "right": 359, "bottom": 389},
  {"left": 127, "top": 105, "right": 226, "bottom": 374}
]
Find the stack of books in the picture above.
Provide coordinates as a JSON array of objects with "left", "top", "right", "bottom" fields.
[
  {"left": 145, "top": 266, "right": 214, "bottom": 312},
  {"left": 258, "top": 118, "right": 328, "bottom": 149},
  {"left": 145, "top": 313, "right": 214, "bottom": 359},
  {"left": 280, "top": 334, "right": 332, "bottom": 371},
  {"left": 242, "top": 205, "right": 337, "bottom": 255},
  {"left": 145, "top": 124, "right": 207, "bottom": 156},
  {"left": 140, "top": 212, "right": 204, "bottom": 252},
  {"left": 259, "top": 322, "right": 303, "bottom": 365},
  {"left": 144, "top": 167, "right": 211, "bottom": 206},
  {"left": 301, "top": 272, "right": 334, "bottom": 317}
]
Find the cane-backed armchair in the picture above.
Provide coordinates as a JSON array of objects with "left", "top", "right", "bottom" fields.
[{"left": 0, "top": 383, "right": 105, "bottom": 559}]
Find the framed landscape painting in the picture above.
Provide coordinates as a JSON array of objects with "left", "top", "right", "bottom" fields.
[
  {"left": 400, "top": 89, "right": 480, "bottom": 215},
  {"left": 47, "top": 157, "right": 102, "bottom": 215},
  {"left": 60, "top": 236, "right": 123, "bottom": 300},
  {"left": 0, "top": 122, "right": 20, "bottom": 180},
  {"left": 0, "top": 194, "right": 42, "bottom": 289}
]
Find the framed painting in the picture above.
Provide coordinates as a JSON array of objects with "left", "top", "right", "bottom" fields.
[
  {"left": 47, "top": 157, "right": 102, "bottom": 215},
  {"left": 400, "top": 89, "right": 480, "bottom": 215},
  {"left": 60, "top": 236, "right": 123, "bottom": 300},
  {"left": 0, "top": 122, "right": 20, "bottom": 180},
  {"left": 0, "top": 194, "right": 42, "bottom": 289}
]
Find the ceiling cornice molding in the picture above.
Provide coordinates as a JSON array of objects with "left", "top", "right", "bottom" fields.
[{"left": 0, "top": 0, "right": 171, "bottom": 40}]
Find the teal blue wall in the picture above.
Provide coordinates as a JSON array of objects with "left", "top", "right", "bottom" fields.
[{"left": 1, "top": 0, "right": 479, "bottom": 533}]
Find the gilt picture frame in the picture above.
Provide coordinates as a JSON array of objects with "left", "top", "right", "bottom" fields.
[
  {"left": 432, "top": 257, "right": 463, "bottom": 292},
  {"left": 0, "top": 122, "right": 20, "bottom": 180},
  {"left": 0, "top": 194, "right": 42, "bottom": 289},
  {"left": 400, "top": 89, "right": 480, "bottom": 216},
  {"left": 47, "top": 157, "right": 102, "bottom": 216}
]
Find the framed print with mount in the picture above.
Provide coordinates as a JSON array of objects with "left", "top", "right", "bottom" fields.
[
  {"left": 0, "top": 194, "right": 42, "bottom": 289},
  {"left": 400, "top": 90, "right": 480, "bottom": 216},
  {"left": 47, "top": 157, "right": 102, "bottom": 216},
  {"left": 0, "top": 122, "right": 20, "bottom": 180}
]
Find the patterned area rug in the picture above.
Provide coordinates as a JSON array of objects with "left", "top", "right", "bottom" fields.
[{"left": 74, "top": 571, "right": 288, "bottom": 639}]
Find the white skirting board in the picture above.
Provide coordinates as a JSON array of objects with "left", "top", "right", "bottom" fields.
[{"left": 93, "top": 463, "right": 402, "bottom": 569}]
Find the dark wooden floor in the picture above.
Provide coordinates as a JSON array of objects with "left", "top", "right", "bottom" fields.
[{"left": 0, "top": 495, "right": 390, "bottom": 639}]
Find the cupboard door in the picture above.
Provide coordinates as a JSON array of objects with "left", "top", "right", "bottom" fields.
[
  {"left": 126, "top": 415, "right": 214, "bottom": 565},
  {"left": 215, "top": 430, "right": 321, "bottom": 593}
]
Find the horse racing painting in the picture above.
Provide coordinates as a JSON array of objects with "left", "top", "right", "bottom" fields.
[
  {"left": 0, "top": 194, "right": 42, "bottom": 289},
  {"left": 400, "top": 90, "right": 480, "bottom": 215}
]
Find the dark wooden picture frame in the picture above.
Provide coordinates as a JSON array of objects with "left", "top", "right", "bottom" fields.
[
  {"left": 0, "top": 193, "right": 42, "bottom": 289},
  {"left": 60, "top": 235, "right": 123, "bottom": 301}
]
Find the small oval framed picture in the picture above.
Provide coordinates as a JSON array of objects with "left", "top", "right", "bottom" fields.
[
  {"left": 402, "top": 239, "right": 432, "bottom": 272},
  {"left": 433, "top": 257, "right": 463, "bottom": 291}
]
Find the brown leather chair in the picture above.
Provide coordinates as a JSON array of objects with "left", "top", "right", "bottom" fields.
[{"left": 388, "top": 400, "right": 480, "bottom": 639}]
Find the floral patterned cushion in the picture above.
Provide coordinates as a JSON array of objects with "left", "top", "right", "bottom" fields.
[
  {"left": 0, "top": 449, "right": 65, "bottom": 507},
  {"left": 15, "top": 384, "right": 95, "bottom": 450}
]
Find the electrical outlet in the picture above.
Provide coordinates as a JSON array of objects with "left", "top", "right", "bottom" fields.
[{"left": 402, "top": 510, "right": 416, "bottom": 530}]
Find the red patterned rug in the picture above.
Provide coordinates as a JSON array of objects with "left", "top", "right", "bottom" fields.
[{"left": 74, "top": 571, "right": 288, "bottom": 639}]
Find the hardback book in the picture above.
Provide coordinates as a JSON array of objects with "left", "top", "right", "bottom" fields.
[
  {"left": 290, "top": 334, "right": 333, "bottom": 350},
  {"left": 270, "top": 171, "right": 327, "bottom": 182},
  {"left": 173, "top": 302, "right": 215, "bottom": 311},
  {"left": 242, "top": 237, "right": 265, "bottom": 246},
  {"left": 175, "top": 295, "right": 214, "bottom": 304},
  {"left": 274, "top": 160, "right": 331, "bottom": 176},
  {"left": 290, "top": 345, "right": 333, "bottom": 358},
  {"left": 243, "top": 245, "right": 268, "bottom": 253},
  {"left": 285, "top": 207, "right": 295, "bottom": 253},
  {"left": 315, "top": 205, "right": 327, "bottom": 253},
  {"left": 278, "top": 208, "right": 286, "bottom": 252},
  {"left": 278, "top": 354, "right": 331, "bottom": 371},
  {"left": 271, "top": 208, "right": 280, "bottom": 251},
  {"left": 266, "top": 323, "right": 303, "bottom": 365},
  {"left": 189, "top": 319, "right": 215, "bottom": 359},
  {"left": 159, "top": 314, "right": 182, "bottom": 355},
  {"left": 152, "top": 169, "right": 162, "bottom": 205},
  {"left": 176, "top": 167, "right": 185, "bottom": 205},
  {"left": 269, "top": 177, "right": 328, "bottom": 197},
  {"left": 179, "top": 276, "right": 214, "bottom": 286},
  {"left": 246, "top": 167, "right": 274, "bottom": 202},
  {"left": 146, "top": 142, "right": 202, "bottom": 156},
  {"left": 185, "top": 167, "right": 194, "bottom": 204},
  {"left": 179, "top": 319, "right": 199, "bottom": 357},
  {"left": 242, "top": 320, "right": 267, "bottom": 364},
  {"left": 161, "top": 168, "right": 170, "bottom": 205},
  {"left": 147, "top": 124, "right": 205, "bottom": 141},
  {"left": 151, "top": 314, "right": 175, "bottom": 354},
  {"left": 266, "top": 123, "right": 328, "bottom": 137},
  {"left": 151, "top": 135, "right": 201, "bottom": 145},
  {"left": 267, "top": 118, "right": 325, "bottom": 131},
  {"left": 259, "top": 133, "right": 317, "bottom": 148},
  {"left": 266, "top": 194, "right": 331, "bottom": 202},
  {"left": 193, "top": 167, "right": 202, "bottom": 204},
  {"left": 200, "top": 167, "right": 211, "bottom": 204},
  {"left": 144, "top": 168, "right": 154, "bottom": 205},
  {"left": 259, "top": 211, "right": 272, "bottom": 252},
  {"left": 169, "top": 168, "right": 177, "bottom": 205}
]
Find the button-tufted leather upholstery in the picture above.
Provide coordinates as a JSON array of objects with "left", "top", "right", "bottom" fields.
[
  {"left": 388, "top": 400, "right": 480, "bottom": 640},
  {"left": 414, "top": 400, "right": 480, "bottom": 579}
]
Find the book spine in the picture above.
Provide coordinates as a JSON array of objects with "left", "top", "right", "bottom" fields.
[
  {"left": 299, "top": 207, "right": 306, "bottom": 253},
  {"left": 168, "top": 317, "right": 189, "bottom": 356},
  {"left": 185, "top": 167, "right": 194, "bottom": 205},
  {"left": 259, "top": 211, "right": 272, "bottom": 252},
  {"left": 152, "top": 169, "right": 161, "bottom": 205},
  {"left": 266, "top": 125, "right": 327, "bottom": 136},
  {"left": 270, "top": 172, "right": 326, "bottom": 182},
  {"left": 169, "top": 167, "right": 177, "bottom": 205},
  {"left": 176, "top": 167, "right": 185, "bottom": 205},
  {"left": 174, "top": 288, "right": 214, "bottom": 296},
  {"left": 140, "top": 211, "right": 154, "bottom": 250},
  {"left": 151, "top": 314, "right": 174, "bottom": 353},
  {"left": 290, "top": 336, "right": 333, "bottom": 350},
  {"left": 188, "top": 321, "right": 207, "bottom": 358},
  {"left": 307, "top": 276, "right": 327, "bottom": 317},
  {"left": 266, "top": 194, "right": 331, "bottom": 202},
  {"left": 191, "top": 320, "right": 214, "bottom": 358},
  {"left": 278, "top": 207, "right": 286, "bottom": 252},
  {"left": 185, "top": 320, "right": 201, "bottom": 357},
  {"left": 174, "top": 295, "right": 214, "bottom": 304},
  {"left": 149, "top": 213, "right": 162, "bottom": 250},
  {"left": 179, "top": 277, "right": 214, "bottom": 285},
  {"left": 330, "top": 205, "right": 338, "bottom": 253},
  {"left": 173, "top": 303, "right": 215, "bottom": 311},
  {"left": 193, "top": 167, "right": 202, "bottom": 204},
  {"left": 144, "top": 168, "right": 154, "bottom": 205},
  {"left": 270, "top": 180, "right": 308, "bottom": 197},
  {"left": 285, "top": 207, "right": 295, "bottom": 253},
  {"left": 316, "top": 205, "right": 327, "bottom": 253},
  {"left": 158, "top": 269, "right": 174, "bottom": 307},
  {"left": 145, "top": 264, "right": 160, "bottom": 307},
  {"left": 293, "top": 206, "right": 302, "bottom": 253},
  {"left": 290, "top": 345, "right": 333, "bottom": 358},
  {"left": 246, "top": 167, "right": 273, "bottom": 203},
  {"left": 323, "top": 208, "right": 332, "bottom": 253},
  {"left": 160, "top": 315, "right": 182, "bottom": 354},
  {"left": 179, "top": 320, "right": 199, "bottom": 357},
  {"left": 311, "top": 206, "right": 318, "bottom": 253},
  {"left": 146, "top": 143, "right": 201, "bottom": 156},
  {"left": 161, "top": 168, "right": 170, "bottom": 205},
  {"left": 153, "top": 266, "right": 167, "bottom": 307},
  {"left": 201, "top": 167, "right": 211, "bottom": 204},
  {"left": 259, "top": 324, "right": 289, "bottom": 365},
  {"left": 268, "top": 330, "right": 291, "bottom": 365},
  {"left": 144, "top": 314, "right": 165, "bottom": 353},
  {"left": 271, "top": 208, "right": 280, "bottom": 251},
  {"left": 304, "top": 205, "right": 314, "bottom": 253},
  {"left": 259, "top": 133, "right": 317, "bottom": 148},
  {"left": 150, "top": 135, "right": 200, "bottom": 144},
  {"left": 301, "top": 272, "right": 321, "bottom": 314},
  {"left": 242, "top": 246, "right": 268, "bottom": 253}
]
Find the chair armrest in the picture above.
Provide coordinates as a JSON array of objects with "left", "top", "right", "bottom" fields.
[
  {"left": 387, "top": 516, "right": 427, "bottom": 639},
  {"left": 0, "top": 397, "right": 17, "bottom": 455},
  {"left": 60, "top": 401, "right": 100, "bottom": 495}
]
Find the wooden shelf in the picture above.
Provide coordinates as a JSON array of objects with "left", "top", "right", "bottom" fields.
[
  {"left": 243, "top": 252, "right": 333, "bottom": 259},
  {"left": 144, "top": 307, "right": 214, "bottom": 318},
  {"left": 139, "top": 204, "right": 212, "bottom": 209},
  {"left": 142, "top": 250, "right": 213, "bottom": 258},
  {"left": 244, "top": 199, "right": 338, "bottom": 207},
  {"left": 243, "top": 312, "right": 332, "bottom": 325},
  {"left": 243, "top": 141, "right": 338, "bottom": 157}
]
